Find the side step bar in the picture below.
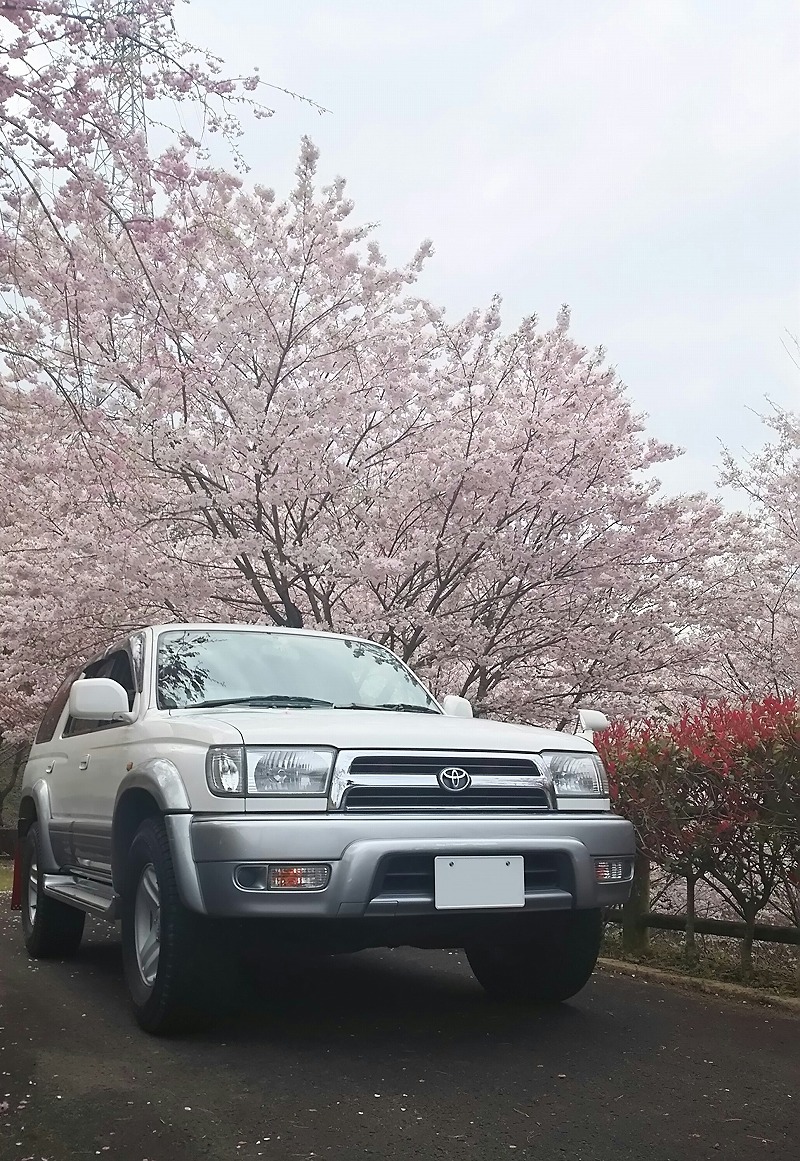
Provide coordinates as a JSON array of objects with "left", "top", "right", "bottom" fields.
[{"left": 42, "top": 874, "right": 120, "bottom": 920}]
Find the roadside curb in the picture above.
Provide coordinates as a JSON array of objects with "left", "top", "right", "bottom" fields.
[{"left": 597, "top": 957, "right": 800, "bottom": 1014}]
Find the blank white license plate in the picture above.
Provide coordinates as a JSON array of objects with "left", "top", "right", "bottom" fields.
[{"left": 434, "top": 855, "right": 525, "bottom": 910}]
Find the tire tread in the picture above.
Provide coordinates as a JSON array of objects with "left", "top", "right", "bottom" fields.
[
  {"left": 466, "top": 909, "right": 603, "bottom": 1004},
  {"left": 121, "top": 816, "right": 238, "bottom": 1034},
  {"left": 21, "top": 824, "right": 85, "bottom": 959}
]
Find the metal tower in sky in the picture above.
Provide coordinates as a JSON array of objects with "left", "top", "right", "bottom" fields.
[{"left": 85, "top": 0, "right": 149, "bottom": 220}]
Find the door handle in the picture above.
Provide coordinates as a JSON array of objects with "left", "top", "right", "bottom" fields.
[
  {"left": 79, "top": 755, "right": 91, "bottom": 771},
  {"left": 45, "top": 761, "right": 54, "bottom": 774}
]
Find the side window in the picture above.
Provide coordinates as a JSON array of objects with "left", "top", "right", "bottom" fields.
[
  {"left": 35, "top": 669, "right": 81, "bottom": 745},
  {"left": 109, "top": 651, "right": 136, "bottom": 711},
  {"left": 63, "top": 650, "right": 136, "bottom": 738}
]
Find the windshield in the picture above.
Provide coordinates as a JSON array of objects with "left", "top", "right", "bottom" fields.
[{"left": 155, "top": 629, "right": 440, "bottom": 713}]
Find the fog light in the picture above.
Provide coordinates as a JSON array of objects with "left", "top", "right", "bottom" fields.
[
  {"left": 268, "top": 864, "right": 331, "bottom": 890},
  {"left": 235, "top": 865, "right": 268, "bottom": 891},
  {"left": 595, "top": 859, "right": 632, "bottom": 882}
]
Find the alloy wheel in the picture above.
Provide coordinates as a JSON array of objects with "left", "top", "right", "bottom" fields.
[
  {"left": 26, "top": 853, "right": 38, "bottom": 927},
  {"left": 134, "top": 863, "right": 161, "bottom": 988}
]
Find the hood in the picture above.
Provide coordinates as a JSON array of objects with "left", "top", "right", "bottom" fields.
[{"left": 168, "top": 707, "right": 595, "bottom": 753}]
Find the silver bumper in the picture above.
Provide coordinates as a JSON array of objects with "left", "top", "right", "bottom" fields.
[{"left": 166, "top": 812, "right": 636, "bottom": 919}]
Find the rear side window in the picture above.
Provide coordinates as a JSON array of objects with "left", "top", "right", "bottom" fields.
[{"left": 35, "top": 669, "right": 81, "bottom": 745}]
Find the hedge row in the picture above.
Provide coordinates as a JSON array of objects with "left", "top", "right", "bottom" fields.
[{"left": 596, "top": 697, "right": 800, "bottom": 975}]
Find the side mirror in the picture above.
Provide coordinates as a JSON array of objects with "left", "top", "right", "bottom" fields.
[
  {"left": 575, "top": 708, "right": 610, "bottom": 739},
  {"left": 69, "top": 678, "right": 133, "bottom": 722},
  {"left": 442, "top": 694, "right": 473, "bottom": 719}
]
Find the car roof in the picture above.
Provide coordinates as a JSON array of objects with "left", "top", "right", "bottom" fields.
[{"left": 148, "top": 623, "right": 380, "bottom": 647}]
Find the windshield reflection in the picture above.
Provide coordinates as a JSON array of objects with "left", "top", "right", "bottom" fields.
[{"left": 156, "top": 629, "right": 440, "bottom": 714}]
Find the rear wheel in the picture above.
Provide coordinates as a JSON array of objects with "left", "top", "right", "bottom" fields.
[
  {"left": 466, "top": 908, "right": 603, "bottom": 1004},
  {"left": 21, "top": 824, "right": 85, "bottom": 958},
  {"left": 121, "top": 817, "right": 240, "bottom": 1034}
]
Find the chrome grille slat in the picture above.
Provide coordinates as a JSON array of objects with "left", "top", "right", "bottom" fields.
[
  {"left": 348, "top": 756, "right": 539, "bottom": 778},
  {"left": 343, "top": 786, "right": 550, "bottom": 811},
  {"left": 330, "top": 750, "right": 555, "bottom": 812}
]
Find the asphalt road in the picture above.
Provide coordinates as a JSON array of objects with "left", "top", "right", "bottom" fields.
[{"left": 0, "top": 906, "right": 797, "bottom": 1161}]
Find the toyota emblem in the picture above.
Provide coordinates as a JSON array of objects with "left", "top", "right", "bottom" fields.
[{"left": 438, "top": 766, "right": 471, "bottom": 792}]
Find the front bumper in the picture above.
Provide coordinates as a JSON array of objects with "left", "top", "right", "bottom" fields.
[{"left": 166, "top": 812, "right": 636, "bottom": 919}]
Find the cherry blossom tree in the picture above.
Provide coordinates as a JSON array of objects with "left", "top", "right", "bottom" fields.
[
  {"left": 717, "top": 336, "right": 800, "bottom": 696},
  {"left": 1, "top": 123, "right": 737, "bottom": 735},
  {"left": 0, "top": 2, "right": 750, "bottom": 742},
  {"left": 0, "top": 0, "right": 268, "bottom": 736},
  {"left": 0, "top": 379, "right": 191, "bottom": 737},
  {"left": 0, "top": 0, "right": 274, "bottom": 222}
]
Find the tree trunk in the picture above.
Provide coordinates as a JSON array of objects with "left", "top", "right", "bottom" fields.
[
  {"left": 622, "top": 854, "right": 650, "bottom": 955},
  {"left": 684, "top": 874, "right": 698, "bottom": 965},
  {"left": 740, "top": 913, "right": 756, "bottom": 981},
  {"left": 0, "top": 743, "right": 27, "bottom": 828}
]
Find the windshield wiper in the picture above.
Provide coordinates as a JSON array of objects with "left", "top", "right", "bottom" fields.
[
  {"left": 192, "top": 695, "right": 335, "bottom": 709},
  {"left": 335, "top": 702, "right": 441, "bottom": 715}
]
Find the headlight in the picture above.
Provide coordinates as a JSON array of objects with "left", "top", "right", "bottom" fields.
[
  {"left": 206, "top": 746, "right": 246, "bottom": 795},
  {"left": 540, "top": 751, "right": 608, "bottom": 797},
  {"left": 247, "top": 747, "right": 334, "bottom": 795}
]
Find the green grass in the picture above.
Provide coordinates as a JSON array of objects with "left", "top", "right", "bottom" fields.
[
  {"left": 602, "top": 927, "right": 800, "bottom": 997},
  {"left": 0, "top": 860, "right": 13, "bottom": 893}
]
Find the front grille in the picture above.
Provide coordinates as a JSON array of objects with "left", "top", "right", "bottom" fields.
[
  {"left": 343, "top": 786, "right": 550, "bottom": 811},
  {"left": 371, "top": 852, "right": 569, "bottom": 901},
  {"left": 349, "top": 755, "right": 540, "bottom": 779},
  {"left": 374, "top": 855, "right": 435, "bottom": 898}
]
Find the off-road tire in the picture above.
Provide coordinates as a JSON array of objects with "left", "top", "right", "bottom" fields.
[
  {"left": 119, "top": 817, "right": 204, "bottom": 1035},
  {"left": 21, "top": 824, "right": 85, "bottom": 958},
  {"left": 466, "top": 908, "right": 603, "bottom": 1004},
  {"left": 120, "top": 817, "right": 243, "bottom": 1035}
]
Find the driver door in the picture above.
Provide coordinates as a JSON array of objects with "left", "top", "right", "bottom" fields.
[{"left": 60, "top": 648, "right": 139, "bottom": 878}]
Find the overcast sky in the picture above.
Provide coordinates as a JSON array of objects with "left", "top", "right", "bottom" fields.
[{"left": 180, "top": 0, "right": 800, "bottom": 497}]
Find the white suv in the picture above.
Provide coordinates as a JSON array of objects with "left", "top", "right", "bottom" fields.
[{"left": 15, "top": 623, "right": 635, "bottom": 1033}]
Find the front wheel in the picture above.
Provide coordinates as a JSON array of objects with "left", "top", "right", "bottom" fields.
[
  {"left": 465, "top": 908, "right": 603, "bottom": 1004},
  {"left": 21, "top": 824, "right": 86, "bottom": 958},
  {"left": 121, "top": 817, "right": 242, "bottom": 1034},
  {"left": 121, "top": 817, "right": 208, "bottom": 1034}
]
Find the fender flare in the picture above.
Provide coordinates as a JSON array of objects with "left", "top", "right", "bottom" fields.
[
  {"left": 112, "top": 760, "right": 206, "bottom": 913},
  {"left": 18, "top": 780, "right": 58, "bottom": 872},
  {"left": 113, "top": 758, "right": 191, "bottom": 814}
]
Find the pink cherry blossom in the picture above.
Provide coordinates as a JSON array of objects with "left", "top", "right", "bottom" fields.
[{"left": 0, "top": 3, "right": 761, "bottom": 739}]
